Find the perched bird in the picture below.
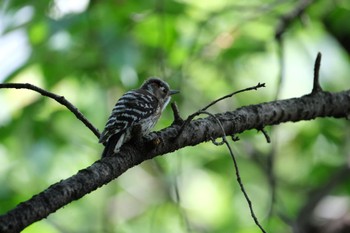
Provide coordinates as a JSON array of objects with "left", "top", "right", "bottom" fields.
[{"left": 99, "top": 78, "right": 179, "bottom": 157}]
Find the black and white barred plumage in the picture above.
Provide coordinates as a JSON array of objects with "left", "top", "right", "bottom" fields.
[{"left": 99, "top": 78, "right": 179, "bottom": 157}]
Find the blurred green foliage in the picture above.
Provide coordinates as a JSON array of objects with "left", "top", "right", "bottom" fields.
[{"left": 0, "top": 0, "right": 350, "bottom": 232}]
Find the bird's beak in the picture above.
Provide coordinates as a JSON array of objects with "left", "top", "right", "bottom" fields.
[{"left": 170, "top": 90, "right": 180, "bottom": 95}]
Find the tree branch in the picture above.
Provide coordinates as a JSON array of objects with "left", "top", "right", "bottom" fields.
[
  {"left": 203, "top": 110, "right": 266, "bottom": 233},
  {"left": 295, "top": 164, "right": 350, "bottom": 233},
  {"left": 177, "top": 82, "right": 265, "bottom": 136},
  {"left": 0, "top": 83, "right": 101, "bottom": 139},
  {"left": 275, "top": 0, "right": 314, "bottom": 40},
  {"left": 0, "top": 89, "right": 350, "bottom": 232},
  {"left": 311, "top": 52, "right": 323, "bottom": 94}
]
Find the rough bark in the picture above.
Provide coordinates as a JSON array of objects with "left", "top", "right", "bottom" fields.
[{"left": 0, "top": 90, "right": 349, "bottom": 233}]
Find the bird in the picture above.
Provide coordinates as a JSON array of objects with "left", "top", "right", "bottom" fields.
[{"left": 99, "top": 78, "right": 179, "bottom": 157}]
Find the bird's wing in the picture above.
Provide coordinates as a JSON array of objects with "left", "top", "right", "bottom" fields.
[{"left": 99, "top": 90, "right": 158, "bottom": 144}]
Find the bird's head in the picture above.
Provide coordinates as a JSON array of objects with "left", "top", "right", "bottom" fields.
[{"left": 141, "top": 78, "right": 179, "bottom": 108}]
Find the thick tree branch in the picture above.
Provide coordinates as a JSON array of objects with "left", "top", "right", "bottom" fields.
[{"left": 0, "top": 89, "right": 350, "bottom": 232}]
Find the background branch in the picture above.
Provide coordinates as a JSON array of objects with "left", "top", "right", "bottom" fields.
[
  {"left": 295, "top": 164, "right": 350, "bottom": 233},
  {"left": 275, "top": 0, "right": 314, "bottom": 40}
]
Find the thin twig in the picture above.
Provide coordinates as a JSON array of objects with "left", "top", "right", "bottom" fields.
[
  {"left": 0, "top": 83, "right": 101, "bottom": 139},
  {"left": 211, "top": 137, "right": 225, "bottom": 146},
  {"left": 177, "top": 83, "right": 265, "bottom": 137},
  {"left": 258, "top": 127, "right": 271, "bottom": 143},
  {"left": 311, "top": 52, "right": 323, "bottom": 94},
  {"left": 171, "top": 102, "right": 184, "bottom": 125},
  {"left": 199, "top": 83, "right": 265, "bottom": 113},
  {"left": 198, "top": 110, "right": 267, "bottom": 233}
]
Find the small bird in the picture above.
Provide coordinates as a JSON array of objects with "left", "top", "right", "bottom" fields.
[{"left": 99, "top": 78, "right": 179, "bottom": 157}]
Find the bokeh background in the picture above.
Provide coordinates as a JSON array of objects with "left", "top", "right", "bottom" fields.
[{"left": 0, "top": 0, "right": 350, "bottom": 232}]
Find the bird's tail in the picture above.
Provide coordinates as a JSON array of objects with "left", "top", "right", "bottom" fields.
[
  {"left": 101, "top": 133, "right": 125, "bottom": 158},
  {"left": 101, "top": 141, "right": 114, "bottom": 158}
]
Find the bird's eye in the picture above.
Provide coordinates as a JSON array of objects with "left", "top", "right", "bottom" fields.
[{"left": 160, "top": 86, "right": 166, "bottom": 93}]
